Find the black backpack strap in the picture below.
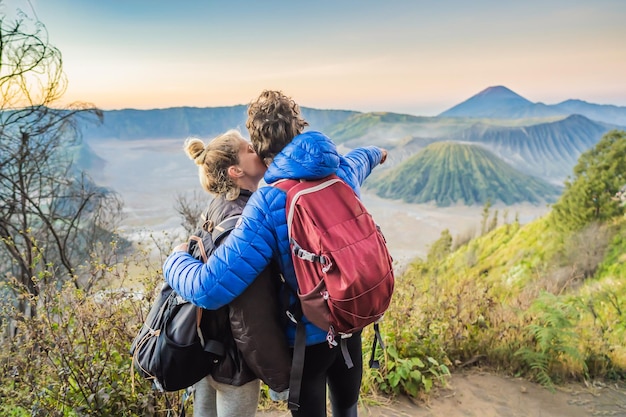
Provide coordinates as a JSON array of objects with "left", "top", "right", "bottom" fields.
[
  {"left": 203, "top": 339, "right": 226, "bottom": 357},
  {"left": 368, "top": 321, "right": 385, "bottom": 369},
  {"left": 276, "top": 275, "right": 306, "bottom": 411},
  {"left": 196, "top": 214, "right": 241, "bottom": 359},
  {"left": 211, "top": 215, "right": 242, "bottom": 246},
  {"left": 287, "top": 301, "right": 306, "bottom": 412}
]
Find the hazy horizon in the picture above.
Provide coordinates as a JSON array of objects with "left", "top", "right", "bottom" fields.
[{"left": 2, "top": 0, "right": 626, "bottom": 116}]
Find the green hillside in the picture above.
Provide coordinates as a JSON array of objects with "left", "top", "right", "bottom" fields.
[
  {"left": 370, "top": 213, "right": 626, "bottom": 396},
  {"left": 362, "top": 130, "right": 626, "bottom": 397},
  {"left": 327, "top": 112, "right": 611, "bottom": 186},
  {"left": 367, "top": 142, "right": 561, "bottom": 206}
]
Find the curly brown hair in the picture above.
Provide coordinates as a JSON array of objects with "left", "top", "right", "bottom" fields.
[
  {"left": 246, "top": 90, "right": 309, "bottom": 165},
  {"left": 183, "top": 130, "right": 243, "bottom": 201}
]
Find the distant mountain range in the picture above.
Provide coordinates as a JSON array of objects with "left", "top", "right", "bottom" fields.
[
  {"left": 439, "top": 86, "right": 626, "bottom": 125},
  {"left": 76, "top": 86, "right": 626, "bottom": 206},
  {"left": 438, "top": 114, "right": 611, "bottom": 182},
  {"left": 80, "top": 106, "right": 358, "bottom": 141}
]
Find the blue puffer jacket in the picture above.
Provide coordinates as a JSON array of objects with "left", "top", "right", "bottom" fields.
[{"left": 163, "top": 131, "right": 384, "bottom": 346}]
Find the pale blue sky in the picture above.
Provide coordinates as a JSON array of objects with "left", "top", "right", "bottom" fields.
[{"left": 2, "top": 0, "right": 626, "bottom": 115}]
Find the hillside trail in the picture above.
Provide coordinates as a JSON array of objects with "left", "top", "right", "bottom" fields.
[{"left": 256, "top": 369, "right": 626, "bottom": 417}]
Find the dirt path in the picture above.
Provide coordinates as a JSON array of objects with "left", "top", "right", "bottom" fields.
[{"left": 257, "top": 371, "right": 626, "bottom": 416}]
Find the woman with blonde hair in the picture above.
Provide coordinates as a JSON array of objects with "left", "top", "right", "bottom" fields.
[{"left": 183, "top": 129, "right": 290, "bottom": 417}]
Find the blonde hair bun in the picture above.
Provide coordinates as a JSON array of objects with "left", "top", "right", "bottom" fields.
[{"left": 184, "top": 137, "right": 208, "bottom": 166}]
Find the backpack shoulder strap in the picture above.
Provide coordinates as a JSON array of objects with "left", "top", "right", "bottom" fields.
[
  {"left": 211, "top": 214, "right": 242, "bottom": 246},
  {"left": 272, "top": 178, "right": 299, "bottom": 192}
]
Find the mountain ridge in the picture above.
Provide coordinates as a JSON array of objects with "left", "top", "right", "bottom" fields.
[
  {"left": 444, "top": 114, "right": 612, "bottom": 183},
  {"left": 73, "top": 88, "right": 625, "bottom": 206},
  {"left": 439, "top": 86, "right": 626, "bottom": 125},
  {"left": 80, "top": 105, "right": 360, "bottom": 141}
]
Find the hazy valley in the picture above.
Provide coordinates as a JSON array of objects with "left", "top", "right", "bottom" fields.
[
  {"left": 88, "top": 138, "right": 549, "bottom": 267},
  {"left": 77, "top": 86, "right": 625, "bottom": 264},
  {"left": 78, "top": 85, "right": 626, "bottom": 265}
]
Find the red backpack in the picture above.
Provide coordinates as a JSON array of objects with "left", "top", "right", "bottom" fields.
[
  {"left": 276, "top": 174, "right": 395, "bottom": 410},
  {"left": 276, "top": 173, "right": 394, "bottom": 329}
]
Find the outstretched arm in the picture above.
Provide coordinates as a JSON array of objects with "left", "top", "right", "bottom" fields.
[{"left": 339, "top": 146, "right": 388, "bottom": 195}]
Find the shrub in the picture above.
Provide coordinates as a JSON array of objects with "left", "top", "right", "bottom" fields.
[{"left": 0, "top": 239, "right": 184, "bottom": 416}]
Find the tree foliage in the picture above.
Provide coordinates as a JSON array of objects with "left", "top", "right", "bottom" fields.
[
  {"left": 427, "top": 229, "right": 452, "bottom": 264},
  {"left": 551, "top": 130, "right": 626, "bottom": 231}
]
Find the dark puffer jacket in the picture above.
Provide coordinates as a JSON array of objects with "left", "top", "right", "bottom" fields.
[{"left": 204, "top": 190, "right": 291, "bottom": 391}]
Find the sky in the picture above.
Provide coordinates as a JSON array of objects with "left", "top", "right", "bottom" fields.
[{"left": 2, "top": 0, "right": 626, "bottom": 116}]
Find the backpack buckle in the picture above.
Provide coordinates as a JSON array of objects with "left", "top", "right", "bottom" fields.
[
  {"left": 286, "top": 310, "right": 298, "bottom": 324},
  {"left": 294, "top": 247, "right": 317, "bottom": 263}
]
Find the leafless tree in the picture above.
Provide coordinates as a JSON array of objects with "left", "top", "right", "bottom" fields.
[
  {"left": 174, "top": 190, "right": 210, "bottom": 236},
  {"left": 0, "top": 11, "right": 124, "bottom": 318}
]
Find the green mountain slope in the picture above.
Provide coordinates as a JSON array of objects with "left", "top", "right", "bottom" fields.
[
  {"left": 367, "top": 142, "right": 562, "bottom": 206},
  {"left": 327, "top": 112, "right": 611, "bottom": 185}
]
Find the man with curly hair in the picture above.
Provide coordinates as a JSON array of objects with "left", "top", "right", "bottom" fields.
[{"left": 165, "top": 90, "right": 387, "bottom": 417}]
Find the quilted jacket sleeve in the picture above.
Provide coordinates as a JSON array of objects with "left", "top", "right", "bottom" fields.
[
  {"left": 338, "top": 146, "right": 384, "bottom": 195},
  {"left": 163, "top": 188, "right": 281, "bottom": 310}
]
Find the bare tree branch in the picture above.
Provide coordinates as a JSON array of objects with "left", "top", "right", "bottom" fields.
[
  {"left": 0, "top": 11, "right": 123, "bottom": 317},
  {"left": 173, "top": 190, "right": 210, "bottom": 236}
]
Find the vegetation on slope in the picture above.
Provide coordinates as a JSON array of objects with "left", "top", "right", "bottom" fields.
[
  {"left": 551, "top": 129, "right": 626, "bottom": 231},
  {"left": 366, "top": 214, "right": 626, "bottom": 397},
  {"left": 362, "top": 130, "right": 626, "bottom": 399},
  {"left": 367, "top": 141, "right": 561, "bottom": 206}
]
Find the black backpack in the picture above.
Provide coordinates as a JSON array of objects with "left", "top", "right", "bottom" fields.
[{"left": 130, "top": 215, "right": 241, "bottom": 392}]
